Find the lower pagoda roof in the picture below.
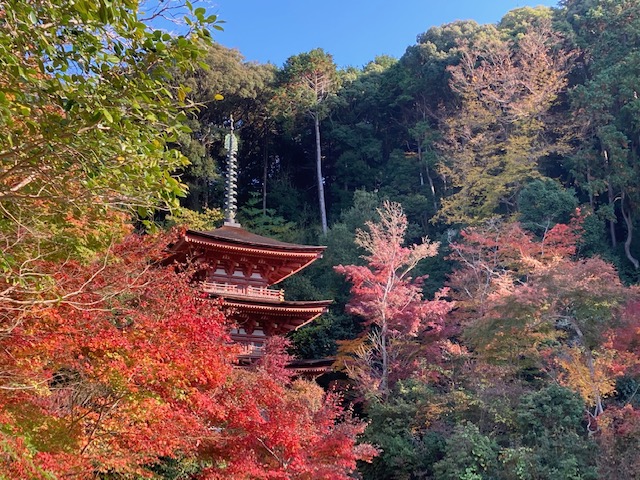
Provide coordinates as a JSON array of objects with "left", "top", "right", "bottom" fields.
[
  {"left": 287, "top": 357, "right": 335, "bottom": 377},
  {"left": 219, "top": 295, "right": 332, "bottom": 335}
]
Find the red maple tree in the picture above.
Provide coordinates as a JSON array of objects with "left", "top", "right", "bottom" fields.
[
  {"left": 0, "top": 232, "right": 375, "bottom": 478},
  {"left": 335, "top": 201, "right": 453, "bottom": 397}
]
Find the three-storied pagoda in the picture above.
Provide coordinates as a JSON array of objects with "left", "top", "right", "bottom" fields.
[
  {"left": 169, "top": 225, "right": 331, "bottom": 361},
  {"left": 168, "top": 120, "right": 331, "bottom": 363}
]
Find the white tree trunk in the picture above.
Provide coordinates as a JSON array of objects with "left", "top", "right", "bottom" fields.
[{"left": 314, "top": 114, "right": 328, "bottom": 234}]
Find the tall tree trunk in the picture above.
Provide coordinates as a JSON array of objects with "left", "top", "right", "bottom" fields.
[
  {"left": 417, "top": 143, "right": 425, "bottom": 187},
  {"left": 314, "top": 114, "right": 328, "bottom": 234},
  {"left": 621, "top": 192, "right": 639, "bottom": 269},
  {"left": 262, "top": 131, "right": 269, "bottom": 215},
  {"left": 380, "top": 322, "right": 389, "bottom": 398},
  {"left": 608, "top": 182, "right": 617, "bottom": 248},
  {"left": 604, "top": 151, "right": 618, "bottom": 248},
  {"left": 202, "top": 177, "right": 209, "bottom": 210},
  {"left": 571, "top": 319, "right": 604, "bottom": 417},
  {"left": 584, "top": 349, "right": 604, "bottom": 417},
  {"left": 418, "top": 143, "right": 438, "bottom": 213}
]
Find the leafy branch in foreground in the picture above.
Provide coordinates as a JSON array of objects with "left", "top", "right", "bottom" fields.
[{"left": 0, "top": 0, "right": 218, "bottom": 307}]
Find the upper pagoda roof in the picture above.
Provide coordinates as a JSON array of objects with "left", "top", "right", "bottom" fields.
[
  {"left": 165, "top": 225, "right": 326, "bottom": 285},
  {"left": 185, "top": 225, "right": 326, "bottom": 256}
]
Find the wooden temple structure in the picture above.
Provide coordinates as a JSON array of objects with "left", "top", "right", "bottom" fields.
[
  {"left": 168, "top": 225, "right": 332, "bottom": 363},
  {"left": 168, "top": 119, "right": 333, "bottom": 372}
]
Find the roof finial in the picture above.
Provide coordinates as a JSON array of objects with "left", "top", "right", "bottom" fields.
[{"left": 224, "top": 115, "right": 241, "bottom": 227}]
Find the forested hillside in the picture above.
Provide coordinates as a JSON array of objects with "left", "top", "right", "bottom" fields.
[
  {"left": 1, "top": 0, "right": 640, "bottom": 478},
  {"left": 175, "top": 1, "right": 640, "bottom": 477}
]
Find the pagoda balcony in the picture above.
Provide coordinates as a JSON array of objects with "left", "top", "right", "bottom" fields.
[
  {"left": 201, "top": 281, "right": 284, "bottom": 302},
  {"left": 236, "top": 342, "right": 266, "bottom": 359}
]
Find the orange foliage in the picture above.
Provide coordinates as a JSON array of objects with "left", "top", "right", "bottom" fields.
[
  {"left": 449, "top": 217, "right": 640, "bottom": 416},
  {"left": 597, "top": 405, "right": 640, "bottom": 478},
  {"left": 555, "top": 347, "right": 618, "bottom": 406},
  {"left": 0, "top": 233, "right": 374, "bottom": 478}
]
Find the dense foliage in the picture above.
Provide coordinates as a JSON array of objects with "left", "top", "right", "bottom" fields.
[
  {"left": 0, "top": 1, "right": 374, "bottom": 478},
  {"left": 0, "top": 233, "right": 375, "bottom": 478},
  {"left": 173, "top": 1, "right": 640, "bottom": 478},
  {"left": 3, "top": 0, "right": 640, "bottom": 478}
]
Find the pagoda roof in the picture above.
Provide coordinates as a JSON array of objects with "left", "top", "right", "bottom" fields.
[
  {"left": 166, "top": 225, "right": 326, "bottom": 285},
  {"left": 287, "top": 357, "right": 335, "bottom": 377},
  {"left": 220, "top": 296, "right": 332, "bottom": 333},
  {"left": 222, "top": 296, "right": 332, "bottom": 310},
  {"left": 185, "top": 225, "right": 326, "bottom": 256}
]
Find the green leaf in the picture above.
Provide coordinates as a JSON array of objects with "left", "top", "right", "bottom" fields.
[{"left": 101, "top": 109, "right": 113, "bottom": 123}]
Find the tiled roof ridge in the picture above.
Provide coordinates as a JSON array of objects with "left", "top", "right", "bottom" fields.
[{"left": 186, "top": 225, "right": 326, "bottom": 252}]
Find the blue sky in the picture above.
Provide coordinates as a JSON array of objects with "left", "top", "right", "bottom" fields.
[{"left": 206, "top": 0, "right": 559, "bottom": 68}]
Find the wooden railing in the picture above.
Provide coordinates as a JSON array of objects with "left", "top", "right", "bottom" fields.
[
  {"left": 236, "top": 342, "right": 265, "bottom": 358},
  {"left": 201, "top": 281, "right": 284, "bottom": 302}
]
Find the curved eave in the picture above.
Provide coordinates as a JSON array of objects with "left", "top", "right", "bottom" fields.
[
  {"left": 287, "top": 366, "right": 333, "bottom": 376},
  {"left": 287, "top": 358, "right": 335, "bottom": 376},
  {"left": 221, "top": 297, "right": 332, "bottom": 330},
  {"left": 186, "top": 227, "right": 326, "bottom": 255},
  {"left": 184, "top": 229, "right": 325, "bottom": 285},
  {"left": 185, "top": 235, "right": 324, "bottom": 259}
]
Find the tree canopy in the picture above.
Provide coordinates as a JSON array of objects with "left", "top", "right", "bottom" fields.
[{"left": 4, "top": 0, "right": 640, "bottom": 478}]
